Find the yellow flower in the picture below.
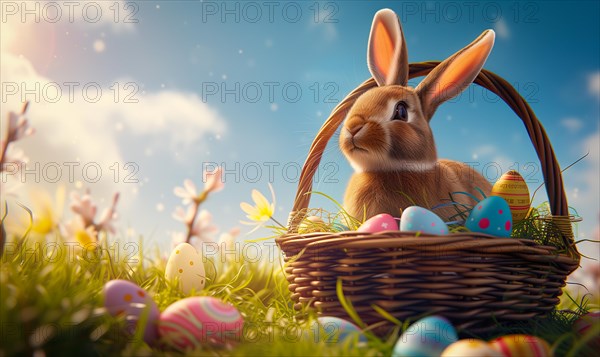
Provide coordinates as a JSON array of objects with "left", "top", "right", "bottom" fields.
[
  {"left": 240, "top": 185, "right": 277, "bottom": 232},
  {"left": 241, "top": 187, "right": 275, "bottom": 222},
  {"left": 28, "top": 186, "right": 65, "bottom": 235},
  {"left": 75, "top": 226, "right": 98, "bottom": 247}
]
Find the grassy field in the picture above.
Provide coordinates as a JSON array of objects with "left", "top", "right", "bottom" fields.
[{"left": 1, "top": 232, "right": 598, "bottom": 357}]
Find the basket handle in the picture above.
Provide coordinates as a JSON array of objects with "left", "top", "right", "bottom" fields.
[{"left": 288, "top": 62, "right": 578, "bottom": 260}]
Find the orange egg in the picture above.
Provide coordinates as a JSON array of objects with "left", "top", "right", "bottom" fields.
[
  {"left": 489, "top": 335, "right": 552, "bottom": 357},
  {"left": 491, "top": 170, "right": 531, "bottom": 223}
]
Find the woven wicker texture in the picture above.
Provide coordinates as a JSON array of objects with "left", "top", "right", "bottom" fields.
[{"left": 276, "top": 62, "right": 581, "bottom": 333}]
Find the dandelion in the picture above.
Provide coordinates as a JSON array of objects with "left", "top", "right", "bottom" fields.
[{"left": 240, "top": 184, "right": 284, "bottom": 233}]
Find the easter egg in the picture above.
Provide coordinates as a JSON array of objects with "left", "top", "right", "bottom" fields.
[
  {"left": 103, "top": 279, "right": 159, "bottom": 345},
  {"left": 574, "top": 311, "right": 600, "bottom": 335},
  {"left": 441, "top": 339, "right": 502, "bottom": 357},
  {"left": 491, "top": 170, "right": 531, "bottom": 223},
  {"left": 392, "top": 316, "right": 458, "bottom": 357},
  {"left": 165, "top": 243, "right": 206, "bottom": 294},
  {"left": 357, "top": 213, "right": 398, "bottom": 233},
  {"left": 298, "top": 216, "right": 326, "bottom": 233},
  {"left": 400, "top": 206, "right": 449, "bottom": 235},
  {"left": 574, "top": 311, "right": 600, "bottom": 349},
  {"left": 312, "top": 316, "right": 367, "bottom": 344},
  {"left": 158, "top": 296, "right": 243, "bottom": 350},
  {"left": 489, "top": 335, "right": 551, "bottom": 357},
  {"left": 332, "top": 221, "right": 350, "bottom": 232},
  {"left": 466, "top": 196, "right": 513, "bottom": 238}
]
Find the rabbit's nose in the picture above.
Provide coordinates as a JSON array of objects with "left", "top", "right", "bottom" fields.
[
  {"left": 346, "top": 116, "right": 365, "bottom": 136},
  {"left": 348, "top": 124, "right": 364, "bottom": 136}
]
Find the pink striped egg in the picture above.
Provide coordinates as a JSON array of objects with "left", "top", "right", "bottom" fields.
[
  {"left": 158, "top": 297, "right": 243, "bottom": 351},
  {"left": 489, "top": 335, "right": 551, "bottom": 357}
]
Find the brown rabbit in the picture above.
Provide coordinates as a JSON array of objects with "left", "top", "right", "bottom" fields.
[{"left": 340, "top": 9, "right": 494, "bottom": 221}]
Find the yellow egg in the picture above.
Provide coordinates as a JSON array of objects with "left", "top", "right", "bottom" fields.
[
  {"left": 441, "top": 339, "right": 503, "bottom": 357},
  {"left": 491, "top": 170, "right": 531, "bottom": 223},
  {"left": 489, "top": 335, "right": 552, "bottom": 357}
]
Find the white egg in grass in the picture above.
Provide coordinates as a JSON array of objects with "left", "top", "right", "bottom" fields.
[{"left": 165, "top": 243, "right": 206, "bottom": 294}]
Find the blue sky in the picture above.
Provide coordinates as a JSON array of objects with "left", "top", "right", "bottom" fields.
[{"left": 1, "top": 1, "right": 598, "bottom": 261}]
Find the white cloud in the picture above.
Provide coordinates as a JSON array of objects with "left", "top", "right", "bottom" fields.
[
  {"left": 494, "top": 18, "right": 510, "bottom": 39},
  {"left": 1, "top": 52, "right": 226, "bottom": 212},
  {"left": 561, "top": 117, "right": 584, "bottom": 133},
  {"left": 589, "top": 72, "right": 600, "bottom": 99}
]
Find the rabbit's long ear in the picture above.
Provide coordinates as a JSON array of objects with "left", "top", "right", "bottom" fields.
[
  {"left": 416, "top": 30, "right": 495, "bottom": 121},
  {"left": 367, "top": 9, "right": 409, "bottom": 87}
]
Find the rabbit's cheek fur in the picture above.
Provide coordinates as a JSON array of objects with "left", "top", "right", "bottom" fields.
[{"left": 388, "top": 123, "right": 436, "bottom": 162}]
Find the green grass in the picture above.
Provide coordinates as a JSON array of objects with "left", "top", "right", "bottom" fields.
[{"left": 1, "top": 231, "right": 598, "bottom": 356}]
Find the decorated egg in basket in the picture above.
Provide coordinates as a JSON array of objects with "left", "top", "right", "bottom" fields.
[
  {"left": 400, "top": 206, "right": 449, "bottom": 235},
  {"left": 466, "top": 196, "right": 512, "bottom": 238},
  {"left": 298, "top": 216, "right": 327, "bottom": 233},
  {"left": 491, "top": 170, "right": 531, "bottom": 223},
  {"left": 357, "top": 213, "right": 398, "bottom": 233}
]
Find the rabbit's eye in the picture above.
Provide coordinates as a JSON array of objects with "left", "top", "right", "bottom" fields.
[{"left": 392, "top": 101, "right": 408, "bottom": 121}]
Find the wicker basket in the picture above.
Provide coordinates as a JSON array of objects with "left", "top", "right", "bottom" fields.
[{"left": 275, "top": 62, "right": 581, "bottom": 333}]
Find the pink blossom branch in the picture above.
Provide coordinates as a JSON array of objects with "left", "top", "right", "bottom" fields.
[
  {"left": 185, "top": 191, "right": 207, "bottom": 244},
  {"left": 0, "top": 102, "right": 29, "bottom": 170}
]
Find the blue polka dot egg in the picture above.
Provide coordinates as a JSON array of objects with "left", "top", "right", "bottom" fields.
[
  {"left": 466, "top": 196, "right": 513, "bottom": 238},
  {"left": 392, "top": 316, "right": 458, "bottom": 357},
  {"left": 310, "top": 316, "right": 367, "bottom": 344},
  {"left": 400, "top": 206, "right": 449, "bottom": 235}
]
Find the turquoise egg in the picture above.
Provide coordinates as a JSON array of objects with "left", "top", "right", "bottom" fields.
[
  {"left": 311, "top": 316, "right": 367, "bottom": 344},
  {"left": 392, "top": 316, "right": 458, "bottom": 357},
  {"left": 400, "top": 206, "right": 449, "bottom": 235},
  {"left": 466, "top": 196, "right": 513, "bottom": 237}
]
